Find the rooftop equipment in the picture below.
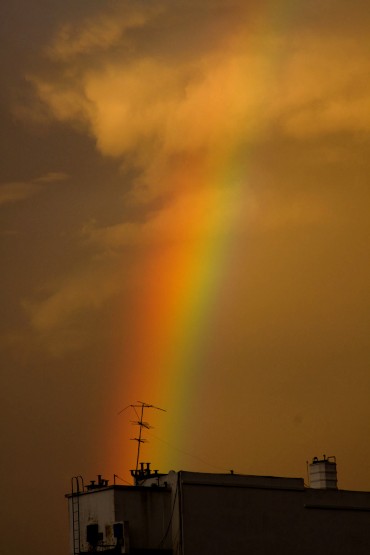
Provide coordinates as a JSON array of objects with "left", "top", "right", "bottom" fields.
[
  {"left": 119, "top": 401, "right": 166, "bottom": 485},
  {"left": 309, "top": 455, "right": 337, "bottom": 489}
]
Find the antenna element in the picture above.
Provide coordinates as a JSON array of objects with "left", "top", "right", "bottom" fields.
[{"left": 119, "top": 401, "right": 166, "bottom": 483}]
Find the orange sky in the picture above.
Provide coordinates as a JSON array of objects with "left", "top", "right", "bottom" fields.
[{"left": 1, "top": 1, "right": 370, "bottom": 554}]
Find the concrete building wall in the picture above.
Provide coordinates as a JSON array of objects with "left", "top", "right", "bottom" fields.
[
  {"left": 178, "top": 472, "right": 370, "bottom": 555},
  {"left": 67, "top": 486, "right": 172, "bottom": 554},
  {"left": 68, "top": 488, "right": 115, "bottom": 553},
  {"left": 114, "top": 487, "right": 172, "bottom": 551},
  {"left": 143, "top": 471, "right": 182, "bottom": 554}
]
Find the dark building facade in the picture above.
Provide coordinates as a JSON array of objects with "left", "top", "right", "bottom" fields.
[{"left": 67, "top": 460, "right": 370, "bottom": 554}]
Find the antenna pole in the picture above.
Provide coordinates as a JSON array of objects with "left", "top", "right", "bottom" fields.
[
  {"left": 135, "top": 402, "right": 145, "bottom": 475},
  {"left": 119, "top": 401, "right": 166, "bottom": 484}
]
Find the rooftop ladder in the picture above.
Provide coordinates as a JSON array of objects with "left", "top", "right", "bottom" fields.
[{"left": 71, "top": 476, "right": 84, "bottom": 555}]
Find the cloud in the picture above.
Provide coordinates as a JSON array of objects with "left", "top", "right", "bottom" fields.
[
  {"left": 82, "top": 185, "right": 333, "bottom": 256},
  {"left": 0, "top": 172, "right": 68, "bottom": 207},
  {"left": 15, "top": 1, "right": 367, "bottom": 353},
  {"left": 19, "top": 175, "right": 332, "bottom": 356},
  {"left": 272, "top": 34, "right": 370, "bottom": 137},
  {"left": 46, "top": 4, "right": 158, "bottom": 62},
  {"left": 26, "top": 4, "right": 370, "bottom": 206},
  {"left": 21, "top": 258, "right": 128, "bottom": 356},
  {"left": 0, "top": 182, "right": 42, "bottom": 206},
  {"left": 26, "top": 265, "right": 121, "bottom": 333},
  {"left": 33, "top": 171, "right": 68, "bottom": 184}
]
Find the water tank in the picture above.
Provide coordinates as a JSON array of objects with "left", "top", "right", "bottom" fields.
[{"left": 309, "top": 456, "right": 337, "bottom": 489}]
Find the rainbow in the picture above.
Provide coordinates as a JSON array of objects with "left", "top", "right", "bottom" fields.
[
  {"left": 108, "top": 2, "right": 294, "bottom": 476},
  {"left": 111, "top": 153, "right": 250, "bottom": 475}
]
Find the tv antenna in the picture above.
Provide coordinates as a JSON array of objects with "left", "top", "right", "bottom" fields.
[{"left": 119, "top": 401, "right": 166, "bottom": 478}]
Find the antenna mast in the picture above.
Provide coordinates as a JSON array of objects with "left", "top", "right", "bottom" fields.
[{"left": 119, "top": 401, "right": 166, "bottom": 483}]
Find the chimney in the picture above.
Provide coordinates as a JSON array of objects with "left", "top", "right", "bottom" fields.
[{"left": 309, "top": 455, "right": 337, "bottom": 489}]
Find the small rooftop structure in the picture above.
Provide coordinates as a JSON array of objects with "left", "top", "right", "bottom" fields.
[
  {"left": 309, "top": 455, "right": 338, "bottom": 489},
  {"left": 130, "top": 461, "right": 165, "bottom": 485}
]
